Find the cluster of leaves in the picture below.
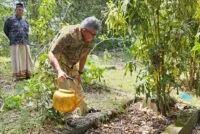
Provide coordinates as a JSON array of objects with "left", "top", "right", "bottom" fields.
[
  {"left": 105, "top": 0, "right": 200, "bottom": 115},
  {"left": 191, "top": 35, "right": 200, "bottom": 95},
  {"left": 27, "top": 0, "right": 57, "bottom": 48},
  {"left": 0, "top": 0, "right": 13, "bottom": 56},
  {"left": 4, "top": 53, "right": 60, "bottom": 120},
  {"left": 4, "top": 95, "right": 23, "bottom": 110},
  {"left": 82, "top": 54, "right": 105, "bottom": 84}
]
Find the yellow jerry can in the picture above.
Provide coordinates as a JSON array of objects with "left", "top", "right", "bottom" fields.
[{"left": 52, "top": 78, "right": 84, "bottom": 112}]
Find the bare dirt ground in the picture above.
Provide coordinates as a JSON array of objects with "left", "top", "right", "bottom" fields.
[
  {"left": 193, "top": 123, "right": 200, "bottom": 134},
  {"left": 86, "top": 101, "right": 176, "bottom": 134}
]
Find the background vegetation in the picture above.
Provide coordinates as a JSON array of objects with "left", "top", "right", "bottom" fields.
[{"left": 0, "top": 0, "right": 200, "bottom": 133}]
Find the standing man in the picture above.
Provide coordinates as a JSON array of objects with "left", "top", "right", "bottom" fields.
[
  {"left": 4, "top": 3, "right": 33, "bottom": 81},
  {"left": 48, "top": 16, "right": 101, "bottom": 114}
]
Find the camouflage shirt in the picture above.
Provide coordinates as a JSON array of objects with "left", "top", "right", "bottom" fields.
[
  {"left": 50, "top": 25, "right": 93, "bottom": 69},
  {"left": 4, "top": 15, "right": 29, "bottom": 45}
]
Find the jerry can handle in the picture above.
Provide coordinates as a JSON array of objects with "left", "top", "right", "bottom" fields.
[
  {"left": 66, "top": 76, "right": 74, "bottom": 81},
  {"left": 56, "top": 76, "right": 74, "bottom": 87},
  {"left": 56, "top": 76, "right": 79, "bottom": 97}
]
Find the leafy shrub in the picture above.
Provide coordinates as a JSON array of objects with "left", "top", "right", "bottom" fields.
[
  {"left": 4, "top": 95, "right": 23, "bottom": 110},
  {"left": 83, "top": 54, "right": 105, "bottom": 84}
]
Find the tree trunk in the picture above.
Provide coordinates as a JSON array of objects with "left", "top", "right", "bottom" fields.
[
  {"left": 154, "top": 5, "right": 167, "bottom": 116},
  {"left": 188, "top": 57, "right": 195, "bottom": 90}
]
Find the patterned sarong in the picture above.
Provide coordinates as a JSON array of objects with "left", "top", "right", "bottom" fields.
[{"left": 11, "top": 44, "right": 33, "bottom": 79}]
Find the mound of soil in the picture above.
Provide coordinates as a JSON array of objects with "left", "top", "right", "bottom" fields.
[{"left": 87, "top": 101, "right": 175, "bottom": 134}]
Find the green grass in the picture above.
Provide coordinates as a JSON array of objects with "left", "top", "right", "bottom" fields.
[
  {"left": 104, "top": 69, "right": 136, "bottom": 92},
  {"left": 0, "top": 57, "right": 10, "bottom": 63},
  {"left": 0, "top": 108, "right": 42, "bottom": 134},
  {"left": 0, "top": 56, "right": 12, "bottom": 81},
  {"left": 85, "top": 68, "right": 136, "bottom": 113}
]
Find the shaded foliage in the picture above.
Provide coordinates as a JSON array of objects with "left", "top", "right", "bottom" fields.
[{"left": 105, "top": 0, "right": 200, "bottom": 115}]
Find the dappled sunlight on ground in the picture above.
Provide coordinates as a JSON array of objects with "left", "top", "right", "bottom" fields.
[{"left": 171, "top": 90, "right": 200, "bottom": 109}]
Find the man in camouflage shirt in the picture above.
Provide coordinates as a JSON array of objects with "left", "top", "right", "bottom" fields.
[
  {"left": 48, "top": 16, "right": 101, "bottom": 114},
  {"left": 4, "top": 3, "right": 33, "bottom": 81}
]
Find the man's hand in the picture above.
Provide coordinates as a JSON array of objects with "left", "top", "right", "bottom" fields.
[{"left": 58, "top": 70, "right": 68, "bottom": 80}]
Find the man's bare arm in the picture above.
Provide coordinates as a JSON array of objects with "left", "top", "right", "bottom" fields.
[
  {"left": 48, "top": 51, "right": 69, "bottom": 79},
  {"left": 79, "top": 53, "right": 89, "bottom": 73},
  {"left": 48, "top": 51, "right": 62, "bottom": 72}
]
